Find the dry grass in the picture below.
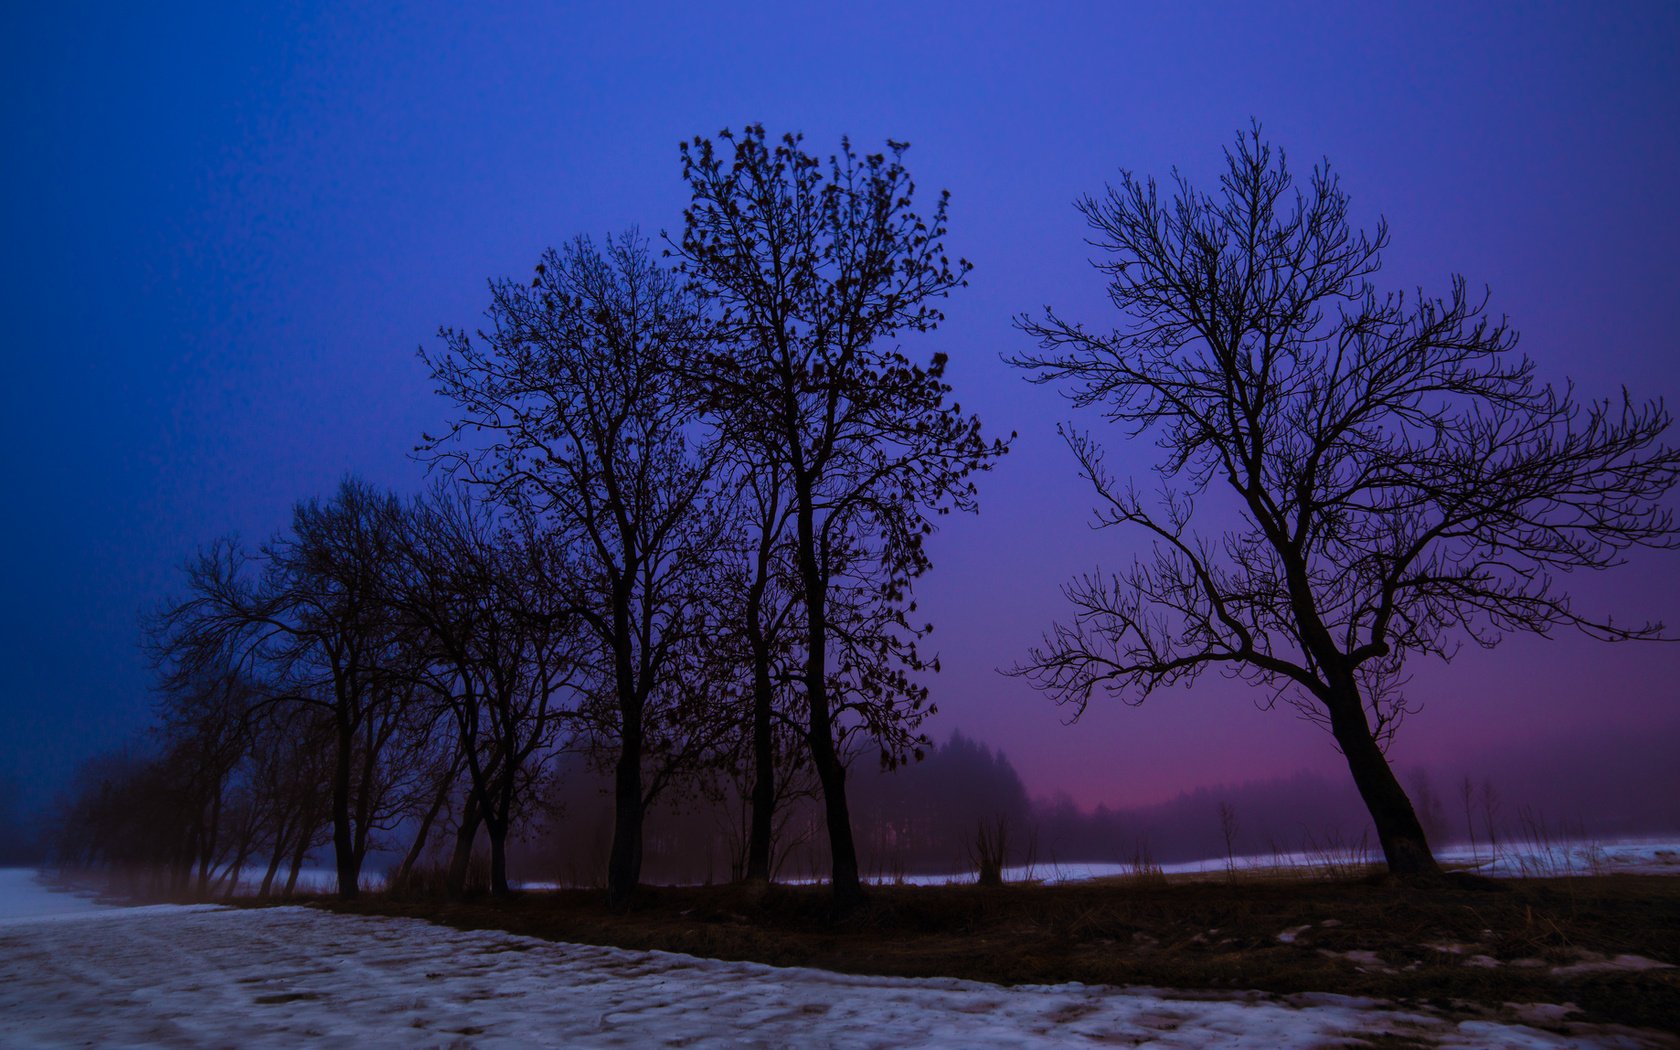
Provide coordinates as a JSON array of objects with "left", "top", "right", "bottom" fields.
[{"left": 305, "top": 872, "right": 1680, "bottom": 1034}]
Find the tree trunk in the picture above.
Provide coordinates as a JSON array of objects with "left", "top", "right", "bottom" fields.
[
  {"left": 483, "top": 762, "right": 521, "bottom": 897},
  {"left": 283, "top": 831, "right": 310, "bottom": 896},
  {"left": 220, "top": 832, "right": 255, "bottom": 900},
  {"left": 606, "top": 579, "right": 645, "bottom": 911},
  {"left": 744, "top": 624, "right": 776, "bottom": 883},
  {"left": 795, "top": 497, "right": 864, "bottom": 910},
  {"left": 349, "top": 715, "right": 384, "bottom": 891},
  {"left": 259, "top": 837, "right": 285, "bottom": 898},
  {"left": 1328, "top": 692, "right": 1440, "bottom": 876},
  {"left": 807, "top": 717, "right": 862, "bottom": 908},
  {"left": 741, "top": 521, "right": 779, "bottom": 884},
  {"left": 446, "top": 797, "right": 482, "bottom": 898},
  {"left": 803, "top": 620, "right": 863, "bottom": 906},
  {"left": 331, "top": 713, "right": 358, "bottom": 899},
  {"left": 395, "top": 767, "right": 454, "bottom": 887},
  {"left": 197, "top": 787, "right": 222, "bottom": 898},
  {"left": 258, "top": 803, "right": 298, "bottom": 898},
  {"left": 486, "top": 817, "right": 509, "bottom": 897},
  {"left": 606, "top": 719, "right": 644, "bottom": 910}
]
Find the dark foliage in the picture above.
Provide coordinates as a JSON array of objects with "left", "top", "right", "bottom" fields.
[{"left": 675, "top": 124, "right": 1011, "bottom": 907}]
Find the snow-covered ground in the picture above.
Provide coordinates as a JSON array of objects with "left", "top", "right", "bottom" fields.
[
  {"left": 843, "top": 836, "right": 1680, "bottom": 887},
  {"left": 1439, "top": 838, "right": 1680, "bottom": 878},
  {"left": 0, "top": 868, "right": 225, "bottom": 925},
  {"left": 0, "top": 869, "right": 1672, "bottom": 1048}
]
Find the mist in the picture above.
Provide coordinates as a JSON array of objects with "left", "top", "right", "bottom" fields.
[{"left": 493, "top": 724, "right": 1680, "bottom": 889}]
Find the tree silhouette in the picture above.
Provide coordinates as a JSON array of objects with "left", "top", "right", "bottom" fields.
[
  {"left": 154, "top": 478, "right": 420, "bottom": 898},
  {"left": 423, "top": 233, "right": 729, "bottom": 908},
  {"left": 1010, "top": 126, "right": 1680, "bottom": 875},
  {"left": 155, "top": 480, "right": 436, "bottom": 893},
  {"left": 722, "top": 447, "right": 803, "bottom": 883},
  {"left": 395, "top": 488, "right": 580, "bottom": 896},
  {"left": 676, "top": 125, "right": 1011, "bottom": 907}
]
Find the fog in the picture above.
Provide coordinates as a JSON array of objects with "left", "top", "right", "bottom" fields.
[
  {"left": 9, "top": 710, "right": 1672, "bottom": 888},
  {"left": 487, "top": 724, "right": 1679, "bottom": 888}
]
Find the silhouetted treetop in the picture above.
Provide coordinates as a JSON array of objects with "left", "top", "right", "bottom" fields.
[
  {"left": 674, "top": 124, "right": 1010, "bottom": 908},
  {"left": 1009, "top": 124, "right": 1680, "bottom": 875}
]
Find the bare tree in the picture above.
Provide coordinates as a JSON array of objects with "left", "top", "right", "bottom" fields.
[
  {"left": 968, "top": 815, "right": 1010, "bottom": 886},
  {"left": 150, "top": 667, "right": 256, "bottom": 896},
  {"left": 52, "top": 746, "right": 180, "bottom": 892},
  {"left": 423, "top": 233, "right": 728, "bottom": 908},
  {"left": 156, "top": 478, "right": 420, "bottom": 897},
  {"left": 1459, "top": 775, "right": 1478, "bottom": 862},
  {"left": 1218, "top": 800, "right": 1240, "bottom": 878},
  {"left": 675, "top": 125, "right": 1011, "bottom": 907},
  {"left": 246, "top": 703, "right": 333, "bottom": 897},
  {"left": 396, "top": 488, "right": 580, "bottom": 895},
  {"left": 704, "top": 708, "right": 815, "bottom": 884},
  {"left": 52, "top": 664, "right": 275, "bottom": 901},
  {"left": 717, "top": 445, "right": 805, "bottom": 884},
  {"left": 1009, "top": 126, "right": 1680, "bottom": 875}
]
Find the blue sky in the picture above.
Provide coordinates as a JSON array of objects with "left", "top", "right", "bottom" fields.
[{"left": 3, "top": 2, "right": 1678, "bottom": 819}]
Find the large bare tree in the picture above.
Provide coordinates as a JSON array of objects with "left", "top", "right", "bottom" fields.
[
  {"left": 423, "top": 233, "right": 728, "bottom": 908},
  {"left": 156, "top": 478, "right": 420, "bottom": 897},
  {"left": 676, "top": 125, "right": 1011, "bottom": 906},
  {"left": 1010, "top": 127, "right": 1680, "bottom": 875}
]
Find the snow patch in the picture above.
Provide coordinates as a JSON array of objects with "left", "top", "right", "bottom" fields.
[{"left": 1551, "top": 953, "right": 1676, "bottom": 977}]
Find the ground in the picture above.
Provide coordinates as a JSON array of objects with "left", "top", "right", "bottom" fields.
[
  {"left": 329, "top": 871, "right": 1680, "bottom": 1039},
  {"left": 2, "top": 865, "right": 1677, "bottom": 1047}
]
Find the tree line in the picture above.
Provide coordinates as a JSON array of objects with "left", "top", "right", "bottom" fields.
[
  {"left": 58, "top": 126, "right": 1008, "bottom": 911},
  {"left": 52, "top": 124, "right": 1677, "bottom": 902}
]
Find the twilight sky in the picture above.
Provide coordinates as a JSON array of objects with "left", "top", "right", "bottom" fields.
[{"left": 3, "top": 2, "right": 1677, "bottom": 822}]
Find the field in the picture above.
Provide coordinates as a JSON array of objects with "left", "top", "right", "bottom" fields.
[
  {"left": 332, "top": 870, "right": 1680, "bottom": 1037},
  {"left": 5, "top": 859, "right": 1678, "bottom": 1047}
]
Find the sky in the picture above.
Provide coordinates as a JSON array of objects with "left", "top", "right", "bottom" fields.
[{"left": 2, "top": 2, "right": 1677, "bottom": 824}]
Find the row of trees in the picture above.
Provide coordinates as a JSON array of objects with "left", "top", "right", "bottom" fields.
[
  {"left": 61, "top": 126, "right": 1008, "bottom": 910},
  {"left": 57, "top": 123, "right": 1677, "bottom": 897}
]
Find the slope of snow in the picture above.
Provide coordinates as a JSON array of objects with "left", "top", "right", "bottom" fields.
[{"left": 0, "top": 902, "right": 1668, "bottom": 1049}]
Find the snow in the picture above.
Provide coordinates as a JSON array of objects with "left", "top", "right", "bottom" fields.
[
  {"left": 1437, "top": 839, "right": 1680, "bottom": 878},
  {"left": 1549, "top": 953, "right": 1676, "bottom": 977},
  {"left": 839, "top": 836, "right": 1680, "bottom": 887},
  {"left": 0, "top": 868, "right": 218, "bottom": 927},
  {"left": 0, "top": 872, "right": 1670, "bottom": 1049},
  {"left": 0, "top": 868, "right": 122, "bottom": 922}
]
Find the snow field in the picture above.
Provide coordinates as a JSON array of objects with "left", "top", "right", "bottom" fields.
[
  {"left": 0, "top": 886, "right": 1670, "bottom": 1048},
  {"left": 851, "top": 837, "right": 1680, "bottom": 888}
]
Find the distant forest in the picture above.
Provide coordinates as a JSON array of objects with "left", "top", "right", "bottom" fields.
[
  {"left": 34, "top": 719, "right": 1677, "bottom": 892},
  {"left": 513, "top": 725, "right": 1680, "bottom": 888}
]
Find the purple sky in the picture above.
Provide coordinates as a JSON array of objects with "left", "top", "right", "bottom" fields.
[{"left": 3, "top": 2, "right": 1677, "bottom": 818}]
